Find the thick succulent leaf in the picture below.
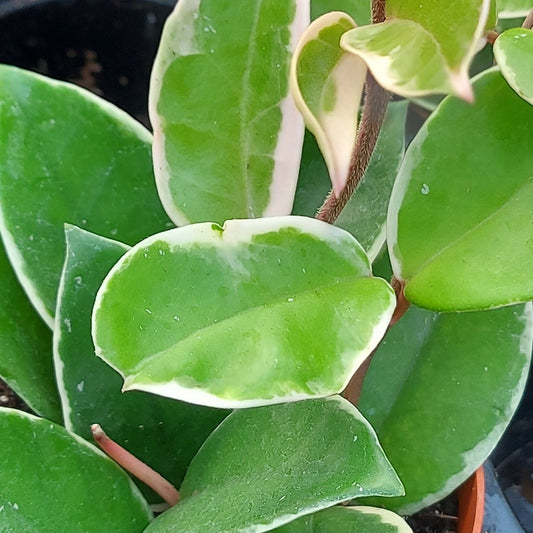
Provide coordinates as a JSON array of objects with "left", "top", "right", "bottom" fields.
[
  {"left": 149, "top": 0, "right": 308, "bottom": 226},
  {"left": 291, "top": 12, "right": 366, "bottom": 194},
  {"left": 494, "top": 28, "right": 533, "bottom": 105},
  {"left": 0, "top": 408, "right": 152, "bottom": 532},
  {"left": 359, "top": 302, "right": 533, "bottom": 514},
  {"left": 311, "top": 0, "right": 370, "bottom": 24},
  {"left": 0, "top": 239, "right": 61, "bottom": 423},
  {"left": 341, "top": 0, "right": 491, "bottom": 100},
  {"left": 93, "top": 216, "right": 395, "bottom": 408},
  {"left": 388, "top": 69, "right": 533, "bottom": 311},
  {"left": 54, "top": 226, "right": 226, "bottom": 503},
  {"left": 0, "top": 65, "right": 173, "bottom": 327},
  {"left": 496, "top": 0, "right": 532, "bottom": 17},
  {"left": 144, "top": 397, "right": 404, "bottom": 532},
  {"left": 272, "top": 506, "right": 413, "bottom": 532}
]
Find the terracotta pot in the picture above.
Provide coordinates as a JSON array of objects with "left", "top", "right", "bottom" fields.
[{"left": 458, "top": 466, "right": 485, "bottom": 533}]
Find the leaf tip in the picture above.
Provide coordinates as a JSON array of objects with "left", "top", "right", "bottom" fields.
[{"left": 450, "top": 72, "right": 475, "bottom": 103}]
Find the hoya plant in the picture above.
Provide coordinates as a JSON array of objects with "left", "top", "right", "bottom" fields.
[{"left": 1, "top": 0, "right": 532, "bottom": 531}]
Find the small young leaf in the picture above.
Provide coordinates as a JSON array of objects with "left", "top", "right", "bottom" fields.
[
  {"left": 0, "top": 239, "right": 61, "bottom": 423},
  {"left": 54, "top": 226, "right": 227, "bottom": 503},
  {"left": 93, "top": 217, "right": 395, "bottom": 408},
  {"left": 291, "top": 12, "right": 366, "bottom": 194},
  {"left": 341, "top": 0, "right": 491, "bottom": 100},
  {"left": 0, "top": 65, "right": 173, "bottom": 327},
  {"left": 359, "top": 302, "right": 533, "bottom": 514},
  {"left": 494, "top": 28, "right": 533, "bottom": 105},
  {"left": 272, "top": 506, "right": 413, "bottom": 532},
  {"left": 388, "top": 69, "right": 533, "bottom": 311},
  {"left": 149, "top": 0, "right": 309, "bottom": 226},
  {"left": 0, "top": 408, "right": 152, "bottom": 532},
  {"left": 145, "top": 397, "right": 404, "bottom": 532}
]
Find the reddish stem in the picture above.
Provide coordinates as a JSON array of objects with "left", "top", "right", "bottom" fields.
[
  {"left": 91, "top": 424, "right": 180, "bottom": 506},
  {"left": 523, "top": 7, "right": 533, "bottom": 29}
]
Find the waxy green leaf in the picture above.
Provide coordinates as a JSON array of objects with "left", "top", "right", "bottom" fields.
[
  {"left": 359, "top": 302, "right": 533, "bottom": 514},
  {"left": 494, "top": 28, "right": 533, "bottom": 105},
  {"left": 0, "top": 408, "right": 151, "bottom": 532},
  {"left": 54, "top": 226, "right": 227, "bottom": 503},
  {"left": 388, "top": 69, "right": 533, "bottom": 311},
  {"left": 93, "top": 217, "right": 395, "bottom": 408},
  {"left": 0, "top": 239, "right": 61, "bottom": 423},
  {"left": 145, "top": 397, "right": 404, "bottom": 532},
  {"left": 291, "top": 12, "right": 366, "bottom": 194},
  {"left": 0, "top": 65, "right": 172, "bottom": 327},
  {"left": 311, "top": 0, "right": 370, "bottom": 25},
  {"left": 149, "top": 0, "right": 308, "bottom": 226},
  {"left": 272, "top": 506, "right": 413, "bottom": 532},
  {"left": 496, "top": 0, "right": 532, "bottom": 17},
  {"left": 341, "top": 0, "right": 491, "bottom": 100}
]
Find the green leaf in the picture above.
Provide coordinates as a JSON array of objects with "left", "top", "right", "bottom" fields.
[
  {"left": 272, "top": 506, "right": 413, "bottom": 532},
  {"left": 311, "top": 0, "right": 371, "bottom": 25},
  {"left": 341, "top": 0, "right": 491, "bottom": 100},
  {"left": 0, "top": 65, "right": 173, "bottom": 327},
  {"left": 359, "top": 302, "right": 533, "bottom": 514},
  {"left": 54, "top": 226, "right": 227, "bottom": 503},
  {"left": 291, "top": 12, "right": 366, "bottom": 194},
  {"left": 388, "top": 69, "right": 533, "bottom": 311},
  {"left": 0, "top": 239, "right": 61, "bottom": 423},
  {"left": 149, "top": 0, "right": 308, "bottom": 226},
  {"left": 144, "top": 397, "right": 404, "bottom": 532},
  {"left": 494, "top": 28, "right": 533, "bottom": 105},
  {"left": 496, "top": 0, "right": 532, "bottom": 17},
  {"left": 0, "top": 408, "right": 152, "bottom": 532},
  {"left": 93, "top": 217, "right": 395, "bottom": 408}
]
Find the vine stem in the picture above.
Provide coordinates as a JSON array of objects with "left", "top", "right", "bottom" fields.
[
  {"left": 91, "top": 424, "right": 180, "bottom": 506},
  {"left": 523, "top": 7, "right": 533, "bottom": 29}
]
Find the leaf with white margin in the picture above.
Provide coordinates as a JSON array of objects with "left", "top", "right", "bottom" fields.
[
  {"left": 272, "top": 506, "right": 412, "bottom": 532},
  {"left": 55, "top": 225, "right": 227, "bottom": 503},
  {"left": 358, "top": 302, "right": 533, "bottom": 514},
  {"left": 291, "top": 12, "right": 366, "bottom": 194},
  {"left": 388, "top": 68, "right": 533, "bottom": 311},
  {"left": 0, "top": 408, "right": 152, "bottom": 532},
  {"left": 144, "top": 397, "right": 404, "bottom": 533},
  {"left": 341, "top": 0, "right": 491, "bottom": 100},
  {"left": 149, "top": 0, "right": 308, "bottom": 226},
  {"left": 0, "top": 65, "right": 173, "bottom": 328},
  {"left": 494, "top": 28, "right": 533, "bottom": 105},
  {"left": 92, "top": 216, "right": 395, "bottom": 408},
  {"left": 311, "top": 0, "right": 370, "bottom": 25},
  {"left": 497, "top": 0, "right": 532, "bottom": 17},
  {"left": 0, "top": 238, "right": 61, "bottom": 423}
]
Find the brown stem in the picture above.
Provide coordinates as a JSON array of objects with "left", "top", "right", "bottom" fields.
[
  {"left": 342, "top": 277, "right": 410, "bottom": 406},
  {"left": 522, "top": 7, "right": 533, "bottom": 29},
  {"left": 486, "top": 30, "right": 499, "bottom": 45},
  {"left": 91, "top": 424, "right": 180, "bottom": 506}
]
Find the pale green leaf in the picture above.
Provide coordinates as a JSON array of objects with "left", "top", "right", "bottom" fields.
[
  {"left": 93, "top": 217, "right": 395, "bottom": 408},
  {"left": 359, "top": 302, "right": 533, "bottom": 514},
  {"left": 341, "top": 0, "right": 491, "bottom": 99},
  {"left": 0, "top": 239, "right": 61, "bottom": 423},
  {"left": 272, "top": 506, "right": 413, "bottom": 532},
  {"left": 144, "top": 397, "right": 404, "bottom": 532},
  {"left": 0, "top": 408, "right": 152, "bottom": 532},
  {"left": 0, "top": 65, "right": 173, "bottom": 327},
  {"left": 291, "top": 12, "right": 366, "bottom": 194},
  {"left": 494, "top": 28, "right": 533, "bottom": 104},
  {"left": 388, "top": 69, "right": 533, "bottom": 311},
  {"left": 311, "top": 0, "right": 370, "bottom": 25},
  {"left": 149, "top": 0, "right": 308, "bottom": 226},
  {"left": 54, "top": 226, "right": 227, "bottom": 503},
  {"left": 496, "top": 0, "right": 532, "bottom": 17}
]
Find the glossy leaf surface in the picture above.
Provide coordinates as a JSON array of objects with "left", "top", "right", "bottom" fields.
[
  {"left": 145, "top": 397, "right": 404, "bottom": 532},
  {"left": 54, "top": 226, "right": 226, "bottom": 502},
  {"left": 388, "top": 69, "right": 533, "bottom": 311},
  {"left": 359, "top": 303, "right": 533, "bottom": 514},
  {"left": 494, "top": 28, "right": 533, "bottom": 104},
  {"left": 272, "top": 506, "right": 412, "bottom": 532},
  {"left": 0, "top": 408, "right": 151, "bottom": 532},
  {"left": 341, "top": 0, "right": 490, "bottom": 99},
  {"left": 93, "top": 217, "right": 395, "bottom": 408},
  {"left": 496, "top": 0, "right": 532, "bottom": 17},
  {"left": 291, "top": 12, "right": 366, "bottom": 194},
  {"left": 0, "top": 65, "right": 172, "bottom": 327},
  {"left": 149, "top": 0, "right": 308, "bottom": 226},
  {"left": 311, "top": 0, "right": 370, "bottom": 24},
  {"left": 0, "top": 239, "right": 61, "bottom": 422}
]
